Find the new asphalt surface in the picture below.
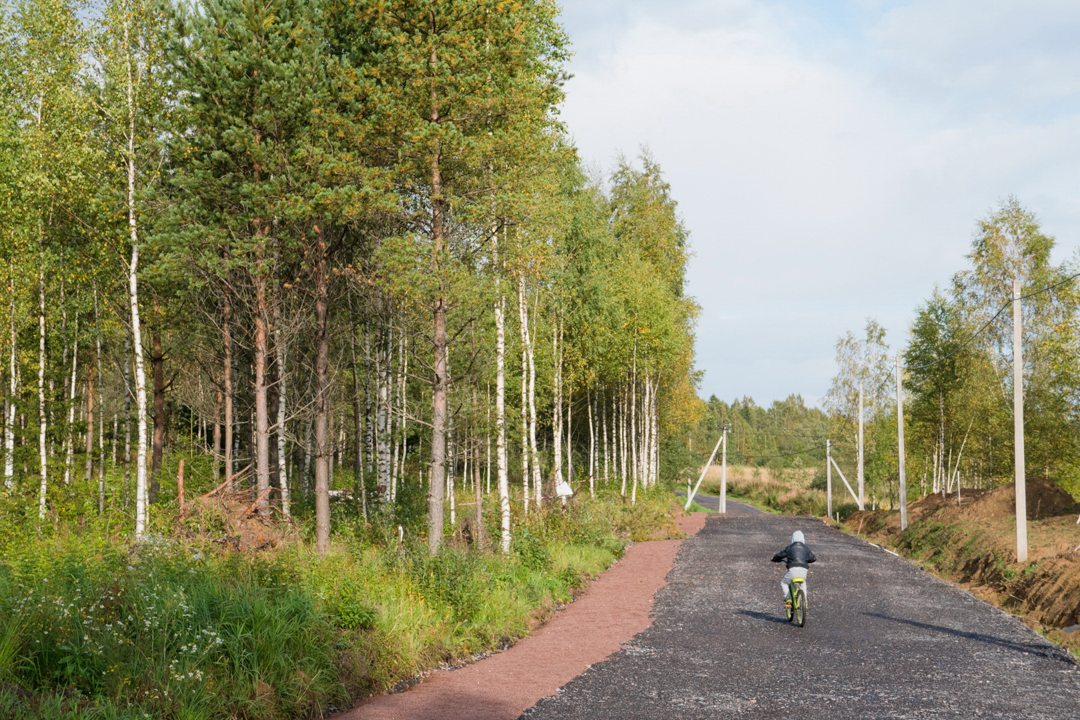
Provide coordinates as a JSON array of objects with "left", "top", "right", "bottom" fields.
[{"left": 520, "top": 513, "right": 1080, "bottom": 719}]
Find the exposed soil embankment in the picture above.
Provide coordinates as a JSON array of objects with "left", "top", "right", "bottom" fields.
[{"left": 840, "top": 477, "right": 1080, "bottom": 652}]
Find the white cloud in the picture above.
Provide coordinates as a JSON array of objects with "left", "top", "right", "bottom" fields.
[
  {"left": 869, "top": 0, "right": 1080, "bottom": 114},
  {"left": 560, "top": 0, "right": 1080, "bottom": 405}
]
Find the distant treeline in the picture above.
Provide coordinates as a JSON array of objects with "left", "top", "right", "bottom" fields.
[{"left": 691, "top": 395, "right": 829, "bottom": 470}]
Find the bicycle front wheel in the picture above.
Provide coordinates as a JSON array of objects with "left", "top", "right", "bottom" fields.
[{"left": 793, "top": 586, "right": 806, "bottom": 627}]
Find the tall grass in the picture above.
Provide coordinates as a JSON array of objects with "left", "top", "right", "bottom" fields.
[
  {"left": 0, "top": 486, "right": 679, "bottom": 718},
  {"left": 700, "top": 465, "right": 828, "bottom": 515}
]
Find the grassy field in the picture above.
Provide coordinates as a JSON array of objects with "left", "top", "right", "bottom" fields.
[{"left": 696, "top": 465, "right": 835, "bottom": 516}]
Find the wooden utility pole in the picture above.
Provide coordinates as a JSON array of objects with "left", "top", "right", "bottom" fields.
[
  {"left": 719, "top": 426, "right": 728, "bottom": 514},
  {"left": 858, "top": 380, "right": 865, "bottom": 510},
  {"left": 896, "top": 356, "right": 908, "bottom": 530},
  {"left": 1013, "top": 278, "right": 1028, "bottom": 563},
  {"left": 826, "top": 439, "right": 832, "bottom": 520}
]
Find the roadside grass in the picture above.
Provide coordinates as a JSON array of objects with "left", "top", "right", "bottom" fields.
[{"left": 0, "top": 485, "right": 679, "bottom": 719}]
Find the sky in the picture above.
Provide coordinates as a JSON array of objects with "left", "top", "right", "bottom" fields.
[{"left": 557, "top": 0, "right": 1080, "bottom": 407}]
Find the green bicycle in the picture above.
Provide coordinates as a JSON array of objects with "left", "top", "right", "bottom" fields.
[{"left": 784, "top": 577, "right": 807, "bottom": 627}]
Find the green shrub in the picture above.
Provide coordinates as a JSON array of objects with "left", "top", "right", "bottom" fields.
[
  {"left": 409, "top": 548, "right": 487, "bottom": 623},
  {"left": 512, "top": 525, "right": 551, "bottom": 571}
]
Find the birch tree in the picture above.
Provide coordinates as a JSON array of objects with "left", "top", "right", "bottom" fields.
[{"left": 93, "top": 0, "right": 169, "bottom": 537}]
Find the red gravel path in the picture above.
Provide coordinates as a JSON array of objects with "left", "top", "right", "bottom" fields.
[{"left": 334, "top": 512, "right": 709, "bottom": 720}]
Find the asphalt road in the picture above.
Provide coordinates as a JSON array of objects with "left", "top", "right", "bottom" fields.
[
  {"left": 676, "top": 491, "right": 762, "bottom": 515},
  {"left": 520, "top": 514, "right": 1080, "bottom": 719}
]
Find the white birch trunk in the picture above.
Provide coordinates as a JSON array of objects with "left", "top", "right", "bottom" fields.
[
  {"left": 449, "top": 460, "right": 455, "bottom": 526},
  {"left": 130, "top": 241, "right": 149, "bottom": 538},
  {"left": 4, "top": 262, "right": 15, "bottom": 487},
  {"left": 648, "top": 377, "right": 656, "bottom": 483},
  {"left": 630, "top": 342, "right": 638, "bottom": 504},
  {"left": 565, "top": 378, "right": 572, "bottom": 489},
  {"left": 274, "top": 322, "right": 291, "bottom": 519},
  {"left": 640, "top": 372, "right": 650, "bottom": 490},
  {"left": 303, "top": 417, "right": 313, "bottom": 494},
  {"left": 37, "top": 243, "right": 47, "bottom": 520},
  {"left": 391, "top": 334, "right": 401, "bottom": 502},
  {"left": 446, "top": 345, "right": 455, "bottom": 529},
  {"left": 391, "top": 326, "right": 404, "bottom": 500},
  {"left": 640, "top": 375, "right": 647, "bottom": 489},
  {"left": 552, "top": 321, "right": 563, "bottom": 498},
  {"left": 63, "top": 316, "right": 79, "bottom": 485},
  {"left": 495, "top": 284, "right": 510, "bottom": 552},
  {"left": 122, "top": 332, "right": 131, "bottom": 488},
  {"left": 120, "top": 12, "right": 150, "bottom": 538},
  {"left": 94, "top": 285, "right": 105, "bottom": 508},
  {"left": 622, "top": 388, "right": 630, "bottom": 496},
  {"left": 349, "top": 323, "right": 366, "bottom": 518},
  {"left": 364, "top": 321, "right": 373, "bottom": 482},
  {"left": 650, "top": 377, "right": 660, "bottom": 486},
  {"left": 652, "top": 379, "right": 659, "bottom": 486},
  {"left": 397, "top": 331, "right": 408, "bottom": 500},
  {"left": 488, "top": 382, "right": 492, "bottom": 496},
  {"left": 377, "top": 319, "right": 392, "bottom": 497},
  {"left": 643, "top": 377, "right": 652, "bottom": 488},
  {"left": 527, "top": 293, "right": 541, "bottom": 509},
  {"left": 587, "top": 389, "right": 595, "bottom": 498},
  {"left": 517, "top": 280, "right": 530, "bottom": 513},
  {"left": 946, "top": 446, "right": 954, "bottom": 494},
  {"left": 931, "top": 444, "right": 939, "bottom": 495},
  {"left": 602, "top": 389, "right": 609, "bottom": 486}
]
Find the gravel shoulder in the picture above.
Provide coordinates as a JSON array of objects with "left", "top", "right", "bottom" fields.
[
  {"left": 522, "top": 514, "right": 1080, "bottom": 720},
  {"left": 333, "top": 512, "right": 709, "bottom": 720}
]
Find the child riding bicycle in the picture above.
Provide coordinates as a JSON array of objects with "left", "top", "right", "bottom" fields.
[{"left": 771, "top": 530, "right": 817, "bottom": 608}]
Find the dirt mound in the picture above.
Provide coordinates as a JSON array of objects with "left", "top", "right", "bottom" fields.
[
  {"left": 844, "top": 478, "right": 1076, "bottom": 537},
  {"left": 957, "top": 477, "right": 1076, "bottom": 522}
]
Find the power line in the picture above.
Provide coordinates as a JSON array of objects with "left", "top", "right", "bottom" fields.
[
  {"left": 905, "top": 300, "right": 1011, "bottom": 371},
  {"left": 1019, "top": 270, "right": 1080, "bottom": 301},
  {"left": 905, "top": 271, "right": 1080, "bottom": 372}
]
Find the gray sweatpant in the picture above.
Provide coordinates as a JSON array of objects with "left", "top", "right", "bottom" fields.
[{"left": 781, "top": 567, "right": 808, "bottom": 600}]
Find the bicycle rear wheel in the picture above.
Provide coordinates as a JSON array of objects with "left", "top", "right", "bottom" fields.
[{"left": 793, "top": 585, "right": 806, "bottom": 627}]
